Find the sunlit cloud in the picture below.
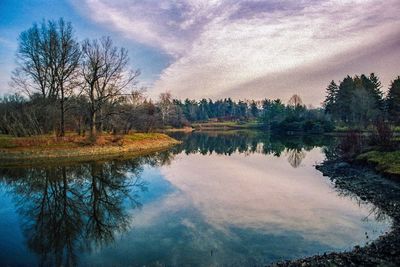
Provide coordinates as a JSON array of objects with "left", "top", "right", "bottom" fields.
[{"left": 74, "top": 0, "right": 400, "bottom": 104}]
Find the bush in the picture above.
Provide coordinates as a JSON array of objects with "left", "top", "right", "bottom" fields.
[
  {"left": 338, "top": 130, "right": 364, "bottom": 159},
  {"left": 321, "top": 120, "right": 335, "bottom": 132},
  {"left": 303, "top": 120, "right": 324, "bottom": 134},
  {"left": 369, "top": 120, "right": 394, "bottom": 150},
  {"left": 279, "top": 120, "right": 303, "bottom": 132}
]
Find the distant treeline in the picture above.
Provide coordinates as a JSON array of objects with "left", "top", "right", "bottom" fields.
[
  {"left": 1, "top": 90, "right": 330, "bottom": 136},
  {"left": 174, "top": 95, "right": 335, "bottom": 134}
]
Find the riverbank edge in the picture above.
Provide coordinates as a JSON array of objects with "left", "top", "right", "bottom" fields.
[
  {"left": 356, "top": 151, "right": 400, "bottom": 179},
  {"left": 0, "top": 133, "right": 181, "bottom": 167},
  {"left": 272, "top": 159, "right": 400, "bottom": 266}
]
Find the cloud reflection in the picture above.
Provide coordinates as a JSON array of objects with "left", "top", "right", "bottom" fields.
[{"left": 158, "top": 149, "right": 388, "bottom": 248}]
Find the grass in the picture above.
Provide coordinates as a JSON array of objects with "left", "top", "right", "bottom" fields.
[
  {"left": 0, "top": 133, "right": 180, "bottom": 167},
  {"left": 357, "top": 150, "right": 400, "bottom": 176},
  {"left": 124, "top": 132, "right": 167, "bottom": 142}
]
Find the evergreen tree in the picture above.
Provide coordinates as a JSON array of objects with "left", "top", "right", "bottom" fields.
[
  {"left": 387, "top": 77, "right": 400, "bottom": 124},
  {"left": 351, "top": 79, "right": 377, "bottom": 127},
  {"left": 225, "top": 98, "right": 234, "bottom": 118},
  {"left": 207, "top": 99, "right": 215, "bottom": 118},
  {"left": 323, "top": 80, "right": 338, "bottom": 117},
  {"left": 237, "top": 100, "right": 248, "bottom": 119},
  {"left": 361, "top": 73, "right": 384, "bottom": 110},
  {"left": 198, "top": 99, "right": 209, "bottom": 121},
  {"left": 260, "top": 99, "right": 286, "bottom": 128},
  {"left": 250, "top": 101, "right": 259, "bottom": 118},
  {"left": 335, "top": 76, "right": 355, "bottom": 123}
]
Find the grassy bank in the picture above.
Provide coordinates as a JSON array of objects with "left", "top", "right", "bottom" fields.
[
  {"left": 357, "top": 150, "right": 400, "bottom": 177},
  {"left": 0, "top": 133, "right": 180, "bottom": 167}
]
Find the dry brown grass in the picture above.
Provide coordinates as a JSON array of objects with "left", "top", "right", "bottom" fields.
[{"left": 0, "top": 133, "right": 180, "bottom": 166}]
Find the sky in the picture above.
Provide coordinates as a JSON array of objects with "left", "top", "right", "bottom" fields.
[{"left": 1, "top": 0, "right": 400, "bottom": 106}]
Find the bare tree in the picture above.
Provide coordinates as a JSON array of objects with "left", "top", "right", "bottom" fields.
[
  {"left": 119, "top": 89, "right": 146, "bottom": 134},
  {"left": 80, "top": 37, "right": 140, "bottom": 138},
  {"left": 288, "top": 94, "right": 303, "bottom": 107},
  {"left": 53, "top": 19, "right": 81, "bottom": 136},
  {"left": 158, "top": 91, "right": 172, "bottom": 126},
  {"left": 12, "top": 21, "right": 53, "bottom": 98},
  {"left": 11, "top": 18, "right": 80, "bottom": 136}
]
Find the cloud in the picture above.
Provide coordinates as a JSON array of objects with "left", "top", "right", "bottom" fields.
[{"left": 74, "top": 0, "right": 400, "bottom": 104}]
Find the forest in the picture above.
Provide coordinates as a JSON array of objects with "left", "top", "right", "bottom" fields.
[{"left": 1, "top": 18, "right": 400, "bottom": 138}]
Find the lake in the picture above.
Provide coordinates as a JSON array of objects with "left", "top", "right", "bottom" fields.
[{"left": 0, "top": 131, "right": 391, "bottom": 266}]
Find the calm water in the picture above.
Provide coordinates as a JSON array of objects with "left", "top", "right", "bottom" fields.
[{"left": 0, "top": 131, "right": 391, "bottom": 266}]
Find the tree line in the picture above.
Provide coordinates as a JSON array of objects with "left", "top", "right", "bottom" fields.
[
  {"left": 1, "top": 18, "right": 400, "bottom": 138},
  {"left": 323, "top": 73, "right": 400, "bottom": 126},
  {"left": 0, "top": 17, "right": 327, "bottom": 138},
  {"left": 0, "top": 18, "right": 284, "bottom": 137}
]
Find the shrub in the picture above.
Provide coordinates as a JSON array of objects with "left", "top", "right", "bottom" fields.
[
  {"left": 321, "top": 120, "right": 335, "bottom": 132},
  {"left": 369, "top": 120, "right": 394, "bottom": 150},
  {"left": 338, "top": 130, "right": 364, "bottom": 159}
]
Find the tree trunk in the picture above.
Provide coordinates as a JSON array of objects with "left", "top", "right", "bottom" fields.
[
  {"left": 89, "top": 111, "right": 96, "bottom": 138},
  {"left": 76, "top": 117, "right": 82, "bottom": 135},
  {"left": 98, "top": 108, "right": 103, "bottom": 134},
  {"left": 59, "top": 87, "right": 65, "bottom": 137}
]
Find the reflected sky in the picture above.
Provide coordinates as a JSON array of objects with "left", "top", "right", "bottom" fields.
[
  {"left": 159, "top": 150, "right": 381, "bottom": 247},
  {"left": 0, "top": 132, "right": 391, "bottom": 266}
]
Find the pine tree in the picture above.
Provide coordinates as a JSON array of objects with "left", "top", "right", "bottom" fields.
[
  {"left": 352, "top": 76, "right": 378, "bottom": 127},
  {"left": 250, "top": 101, "right": 259, "bottom": 118},
  {"left": 323, "top": 80, "right": 338, "bottom": 117},
  {"left": 387, "top": 77, "right": 400, "bottom": 124},
  {"left": 361, "top": 73, "right": 384, "bottom": 110},
  {"left": 335, "top": 76, "right": 355, "bottom": 122},
  {"left": 199, "top": 98, "right": 209, "bottom": 121}
]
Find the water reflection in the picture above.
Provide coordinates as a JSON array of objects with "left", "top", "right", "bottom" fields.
[
  {"left": 286, "top": 149, "right": 306, "bottom": 168},
  {"left": 170, "top": 131, "right": 334, "bottom": 167},
  {"left": 0, "top": 131, "right": 390, "bottom": 266},
  {"left": 0, "top": 155, "right": 172, "bottom": 266}
]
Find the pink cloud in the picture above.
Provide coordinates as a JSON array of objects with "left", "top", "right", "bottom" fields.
[{"left": 74, "top": 0, "right": 400, "bottom": 105}]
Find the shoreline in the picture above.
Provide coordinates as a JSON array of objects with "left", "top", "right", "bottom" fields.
[
  {"left": 273, "top": 159, "right": 400, "bottom": 266},
  {"left": 356, "top": 151, "right": 400, "bottom": 180},
  {"left": 0, "top": 133, "right": 180, "bottom": 167}
]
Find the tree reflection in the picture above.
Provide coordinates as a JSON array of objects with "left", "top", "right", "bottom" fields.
[
  {"left": 0, "top": 153, "right": 172, "bottom": 266},
  {"left": 170, "top": 131, "right": 334, "bottom": 168},
  {"left": 286, "top": 149, "right": 306, "bottom": 168},
  {"left": 0, "top": 132, "right": 335, "bottom": 265}
]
